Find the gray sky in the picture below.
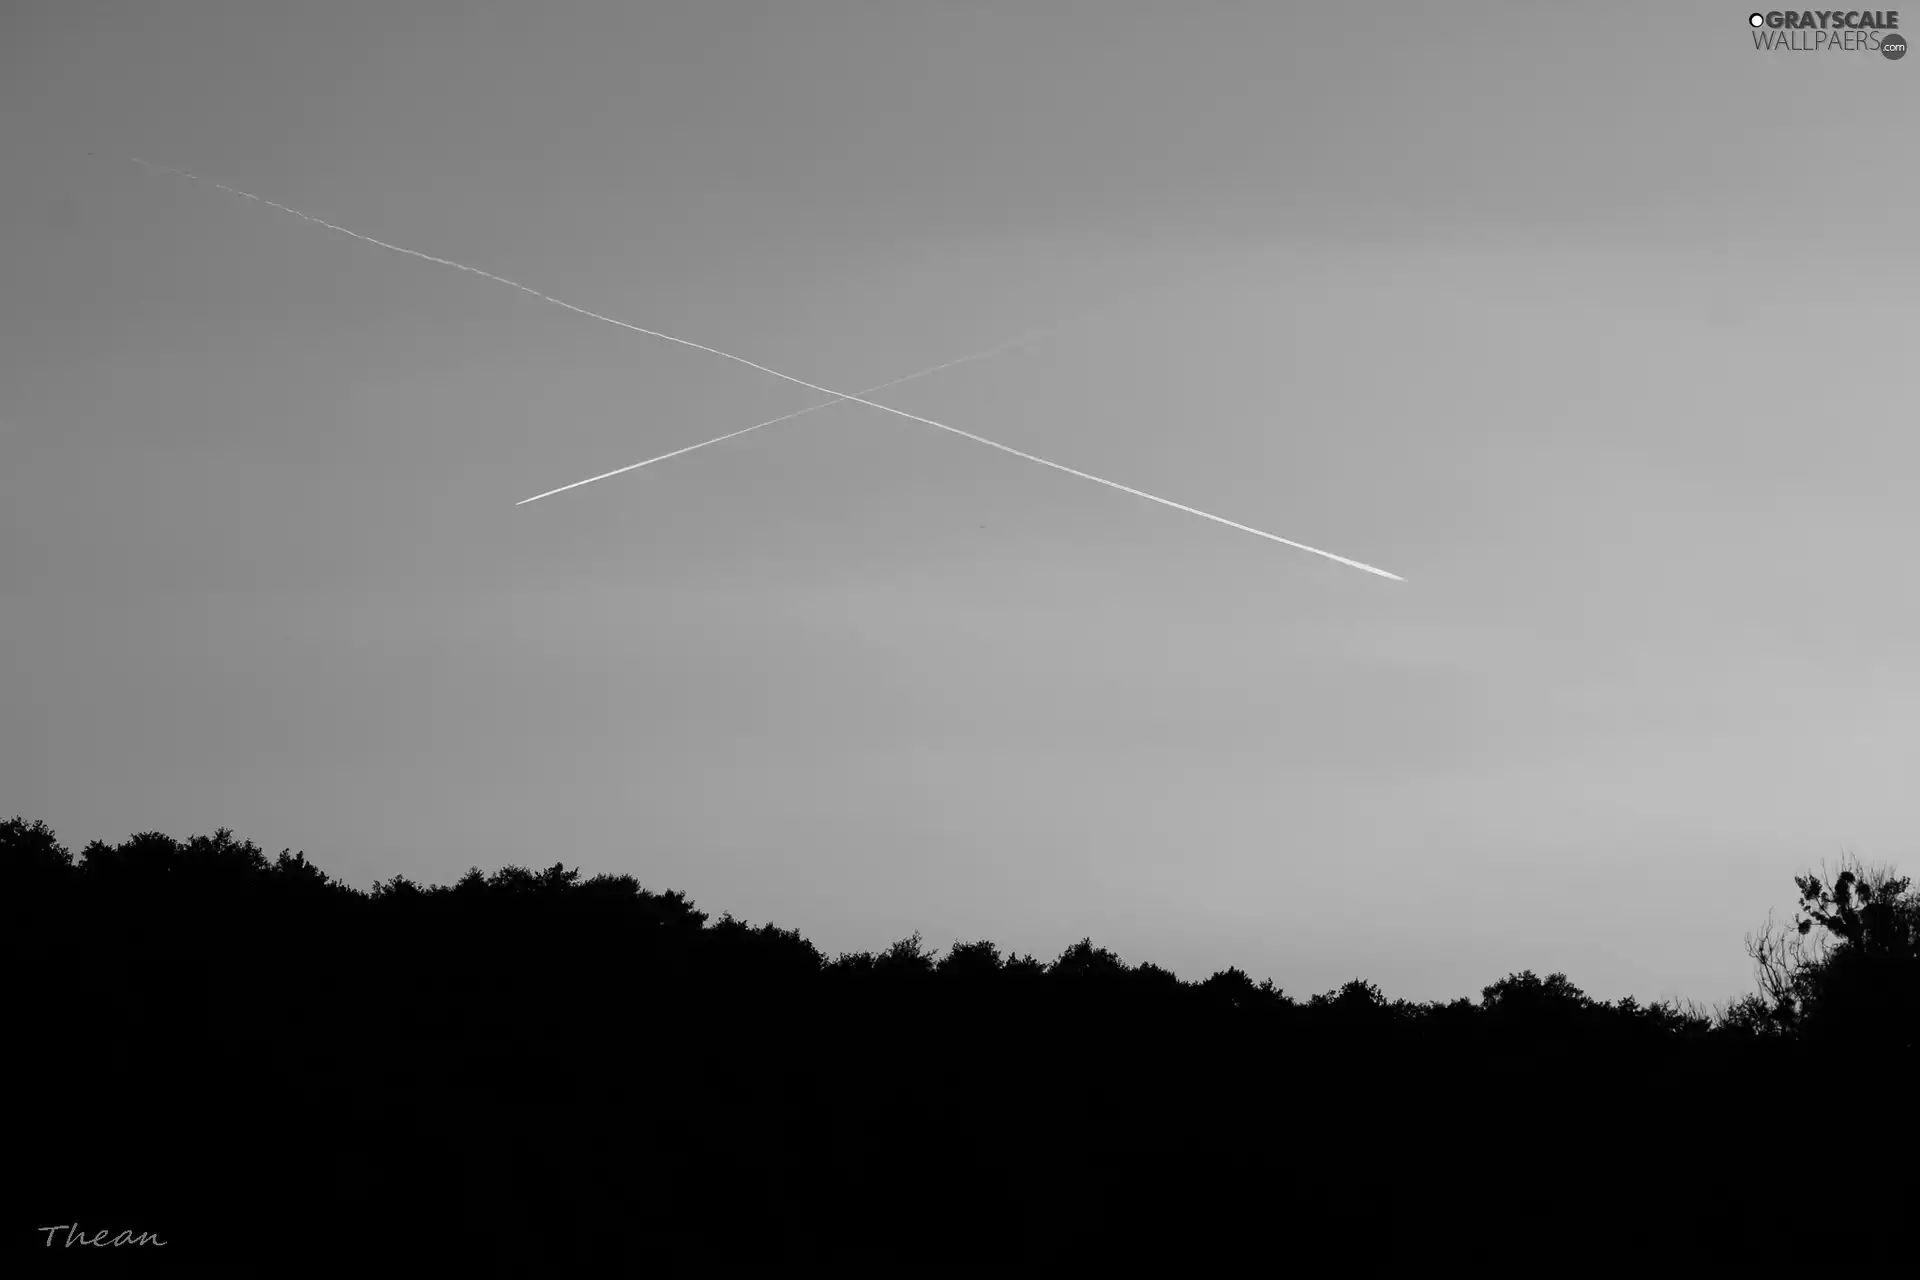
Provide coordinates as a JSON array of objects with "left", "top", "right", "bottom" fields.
[{"left": 4, "top": 1, "right": 1915, "bottom": 1006}]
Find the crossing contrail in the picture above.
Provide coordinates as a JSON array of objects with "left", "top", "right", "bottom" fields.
[
  {"left": 515, "top": 323, "right": 1068, "bottom": 505},
  {"left": 133, "top": 158, "right": 1405, "bottom": 581}
]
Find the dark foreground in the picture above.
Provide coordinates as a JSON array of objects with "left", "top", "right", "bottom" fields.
[{"left": 7, "top": 821, "right": 1912, "bottom": 1272}]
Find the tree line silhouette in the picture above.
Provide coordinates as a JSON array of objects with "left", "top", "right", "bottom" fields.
[{"left": 5, "top": 815, "right": 1913, "bottom": 1271}]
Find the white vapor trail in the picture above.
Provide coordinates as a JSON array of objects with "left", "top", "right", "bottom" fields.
[
  {"left": 515, "top": 323, "right": 1066, "bottom": 505},
  {"left": 133, "top": 158, "right": 1404, "bottom": 581}
]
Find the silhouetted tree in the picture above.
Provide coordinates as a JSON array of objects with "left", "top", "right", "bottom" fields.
[
  {"left": 936, "top": 938, "right": 1004, "bottom": 978},
  {"left": 1048, "top": 937, "right": 1129, "bottom": 981},
  {"left": 1197, "top": 965, "right": 1288, "bottom": 1011},
  {"left": 0, "top": 815, "right": 69, "bottom": 874},
  {"left": 877, "top": 929, "right": 940, "bottom": 975},
  {"left": 1747, "top": 853, "right": 1919, "bottom": 1051}
]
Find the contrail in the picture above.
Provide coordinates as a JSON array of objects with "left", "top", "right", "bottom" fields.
[
  {"left": 133, "top": 158, "right": 1404, "bottom": 581},
  {"left": 515, "top": 323, "right": 1067, "bottom": 505}
]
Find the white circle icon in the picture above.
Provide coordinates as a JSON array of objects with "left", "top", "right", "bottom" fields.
[{"left": 1749, "top": 12, "right": 1765, "bottom": 26}]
